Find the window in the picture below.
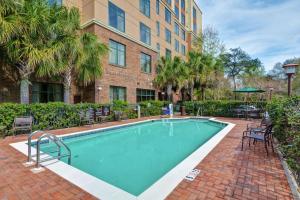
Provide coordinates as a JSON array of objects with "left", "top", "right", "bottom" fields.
[
  {"left": 109, "top": 40, "right": 126, "bottom": 66},
  {"left": 156, "top": 43, "right": 160, "bottom": 52},
  {"left": 136, "top": 89, "right": 155, "bottom": 102},
  {"left": 165, "top": 8, "right": 171, "bottom": 24},
  {"left": 181, "top": 44, "right": 186, "bottom": 55},
  {"left": 166, "top": 48, "right": 172, "bottom": 59},
  {"left": 181, "top": 13, "right": 185, "bottom": 25},
  {"left": 156, "top": 0, "right": 160, "bottom": 14},
  {"left": 181, "top": 0, "right": 185, "bottom": 9},
  {"left": 140, "top": 22, "right": 151, "bottom": 45},
  {"left": 140, "top": 0, "right": 150, "bottom": 17},
  {"left": 193, "top": 24, "right": 197, "bottom": 34},
  {"left": 48, "top": 0, "right": 62, "bottom": 6},
  {"left": 140, "top": 53, "right": 151, "bottom": 73},
  {"left": 174, "top": 6, "right": 179, "bottom": 19},
  {"left": 193, "top": 7, "right": 197, "bottom": 33},
  {"left": 32, "top": 82, "right": 63, "bottom": 103},
  {"left": 193, "top": 7, "right": 197, "bottom": 18},
  {"left": 109, "top": 2, "right": 125, "bottom": 32},
  {"left": 110, "top": 86, "right": 126, "bottom": 102},
  {"left": 165, "top": 28, "right": 171, "bottom": 43},
  {"left": 181, "top": 28, "right": 185, "bottom": 40},
  {"left": 166, "top": 0, "right": 171, "bottom": 6},
  {"left": 156, "top": 21, "right": 160, "bottom": 36},
  {"left": 175, "top": 39, "right": 179, "bottom": 52},
  {"left": 174, "top": 22, "right": 179, "bottom": 35}
]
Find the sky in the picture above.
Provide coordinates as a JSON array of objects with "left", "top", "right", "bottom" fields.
[{"left": 196, "top": 0, "right": 300, "bottom": 72}]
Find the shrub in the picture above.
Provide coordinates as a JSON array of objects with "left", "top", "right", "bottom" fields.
[
  {"left": 0, "top": 101, "right": 167, "bottom": 135},
  {"left": 0, "top": 102, "right": 105, "bottom": 135},
  {"left": 139, "top": 100, "right": 169, "bottom": 117},
  {"left": 183, "top": 100, "right": 267, "bottom": 117},
  {"left": 267, "top": 96, "right": 300, "bottom": 184}
]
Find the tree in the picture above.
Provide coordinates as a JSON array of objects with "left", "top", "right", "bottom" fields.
[
  {"left": 154, "top": 56, "right": 186, "bottom": 102},
  {"left": 0, "top": 0, "right": 65, "bottom": 104},
  {"left": 194, "top": 26, "right": 225, "bottom": 57},
  {"left": 198, "top": 54, "right": 219, "bottom": 100},
  {"left": 268, "top": 62, "right": 286, "bottom": 80},
  {"left": 1, "top": 1, "right": 107, "bottom": 104},
  {"left": 222, "top": 48, "right": 263, "bottom": 99},
  {"left": 185, "top": 51, "right": 203, "bottom": 100},
  {"left": 55, "top": 7, "right": 107, "bottom": 103},
  {"left": 192, "top": 26, "right": 226, "bottom": 100}
]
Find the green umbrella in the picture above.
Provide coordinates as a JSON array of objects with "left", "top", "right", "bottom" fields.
[
  {"left": 233, "top": 87, "right": 265, "bottom": 93},
  {"left": 233, "top": 87, "right": 265, "bottom": 119}
]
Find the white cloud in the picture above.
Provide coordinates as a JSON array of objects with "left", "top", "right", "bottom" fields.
[{"left": 196, "top": 0, "right": 300, "bottom": 71}]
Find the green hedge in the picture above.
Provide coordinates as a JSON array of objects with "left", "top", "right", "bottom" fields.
[
  {"left": 0, "top": 100, "right": 268, "bottom": 137},
  {"left": 139, "top": 100, "right": 169, "bottom": 117},
  {"left": 0, "top": 102, "right": 108, "bottom": 135},
  {"left": 183, "top": 100, "right": 267, "bottom": 117},
  {"left": 0, "top": 101, "right": 169, "bottom": 137},
  {"left": 267, "top": 96, "right": 300, "bottom": 184}
]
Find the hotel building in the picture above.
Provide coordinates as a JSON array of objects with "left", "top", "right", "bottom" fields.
[{"left": 0, "top": 0, "right": 202, "bottom": 104}]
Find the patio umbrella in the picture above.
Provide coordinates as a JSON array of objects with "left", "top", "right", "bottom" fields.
[
  {"left": 233, "top": 87, "right": 265, "bottom": 119},
  {"left": 233, "top": 87, "right": 265, "bottom": 93}
]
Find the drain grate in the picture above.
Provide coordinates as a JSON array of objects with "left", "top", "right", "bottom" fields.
[{"left": 185, "top": 169, "right": 201, "bottom": 181}]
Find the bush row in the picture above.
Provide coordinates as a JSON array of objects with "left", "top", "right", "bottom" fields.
[
  {"left": 0, "top": 100, "right": 170, "bottom": 136},
  {"left": 266, "top": 96, "right": 300, "bottom": 184},
  {"left": 0, "top": 102, "right": 105, "bottom": 134},
  {"left": 0, "top": 100, "right": 269, "bottom": 137},
  {"left": 183, "top": 100, "right": 267, "bottom": 117}
]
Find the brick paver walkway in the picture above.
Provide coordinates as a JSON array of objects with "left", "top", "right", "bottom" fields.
[{"left": 0, "top": 117, "right": 294, "bottom": 200}]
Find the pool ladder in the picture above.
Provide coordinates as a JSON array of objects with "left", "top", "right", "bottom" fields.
[
  {"left": 27, "top": 130, "right": 71, "bottom": 168},
  {"left": 196, "top": 106, "right": 203, "bottom": 116}
]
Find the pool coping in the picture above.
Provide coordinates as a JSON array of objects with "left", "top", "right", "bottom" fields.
[{"left": 10, "top": 117, "right": 235, "bottom": 200}]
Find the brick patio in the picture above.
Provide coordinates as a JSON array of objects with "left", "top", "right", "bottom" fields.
[{"left": 0, "top": 117, "right": 294, "bottom": 200}]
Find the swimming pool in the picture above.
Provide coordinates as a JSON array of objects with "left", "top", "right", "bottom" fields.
[{"left": 11, "top": 118, "right": 235, "bottom": 200}]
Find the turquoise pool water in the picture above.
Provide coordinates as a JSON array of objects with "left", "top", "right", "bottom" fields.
[{"left": 40, "top": 119, "right": 225, "bottom": 196}]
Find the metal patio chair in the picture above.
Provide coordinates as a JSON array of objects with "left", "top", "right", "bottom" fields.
[
  {"left": 241, "top": 124, "right": 274, "bottom": 155},
  {"left": 246, "top": 117, "right": 272, "bottom": 133},
  {"left": 95, "top": 108, "right": 104, "bottom": 123},
  {"left": 12, "top": 116, "right": 33, "bottom": 135}
]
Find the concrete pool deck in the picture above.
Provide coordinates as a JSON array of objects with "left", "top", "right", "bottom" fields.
[{"left": 0, "top": 117, "right": 294, "bottom": 200}]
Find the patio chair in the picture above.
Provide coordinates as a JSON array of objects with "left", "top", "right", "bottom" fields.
[
  {"left": 241, "top": 124, "right": 274, "bottom": 155},
  {"left": 86, "top": 108, "right": 95, "bottom": 124},
  {"left": 247, "top": 117, "right": 271, "bottom": 133},
  {"left": 102, "top": 106, "right": 111, "bottom": 116},
  {"left": 95, "top": 108, "right": 107, "bottom": 123},
  {"left": 233, "top": 108, "right": 244, "bottom": 118},
  {"left": 12, "top": 116, "right": 33, "bottom": 135},
  {"left": 79, "top": 110, "right": 89, "bottom": 125}
]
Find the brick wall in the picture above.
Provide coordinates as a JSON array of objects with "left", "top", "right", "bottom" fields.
[{"left": 89, "top": 24, "right": 158, "bottom": 104}]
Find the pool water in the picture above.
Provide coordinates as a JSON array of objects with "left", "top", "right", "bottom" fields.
[{"left": 40, "top": 119, "right": 225, "bottom": 196}]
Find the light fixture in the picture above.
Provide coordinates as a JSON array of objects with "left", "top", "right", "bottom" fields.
[
  {"left": 97, "top": 86, "right": 102, "bottom": 91},
  {"left": 282, "top": 63, "right": 299, "bottom": 96}
]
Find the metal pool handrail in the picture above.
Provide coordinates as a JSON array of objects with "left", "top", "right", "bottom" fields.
[
  {"left": 27, "top": 131, "right": 71, "bottom": 168},
  {"left": 27, "top": 130, "right": 44, "bottom": 162},
  {"left": 35, "top": 133, "right": 71, "bottom": 168}
]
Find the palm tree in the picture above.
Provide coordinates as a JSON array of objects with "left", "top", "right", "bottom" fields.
[
  {"left": 198, "top": 54, "right": 217, "bottom": 100},
  {"left": 1, "top": 0, "right": 65, "bottom": 104},
  {"left": 154, "top": 56, "right": 185, "bottom": 102},
  {"left": 55, "top": 7, "right": 108, "bottom": 103},
  {"left": 0, "top": 0, "right": 23, "bottom": 44},
  {"left": 185, "top": 51, "right": 203, "bottom": 100}
]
